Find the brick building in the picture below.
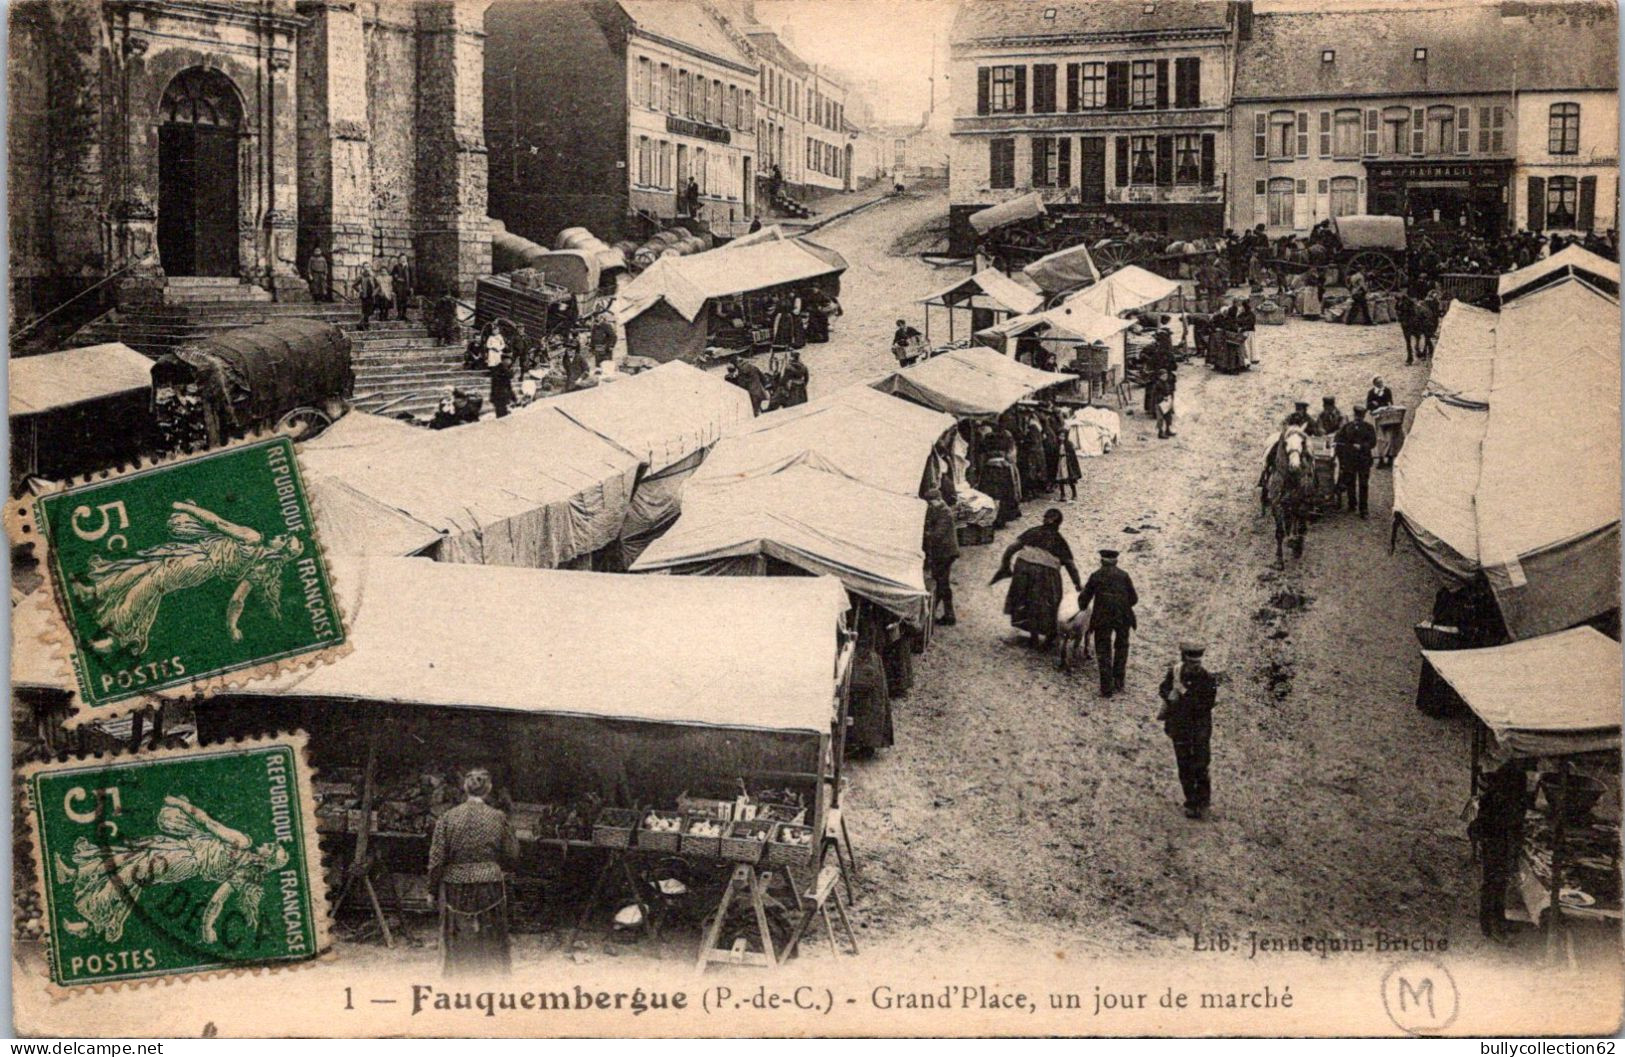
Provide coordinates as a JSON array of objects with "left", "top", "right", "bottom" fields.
[
  {"left": 8, "top": 0, "right": 490, "bottom": 324},
  {"left": 485, "top": 0, "right": 759, "bottom": 247},
  {"left": 1228, "top": 3, "right": 1617, "bottom": 239},
  {"left": 947, "top": 0, "right": 1240, "bottom": 255}
]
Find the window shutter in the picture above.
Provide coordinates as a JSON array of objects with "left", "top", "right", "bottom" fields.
[
  {"left": 1013, "top": 66, "right": 1027, "bottom": 113},
  {"left": 1174, "top": 57, "right": 1200, "bottom": 108},
  {"left": 1411, "top": 107, "right": 1425, "bottom": 154},
  {"left": 1254, "top": 112, "right": 1267, "bottom": 159},
  {"left": 1114, "top": 135, "right": 1129, "bottom": 186},
  {"left": 1528, "top": 176, "right": 1546, "bottom": 230},
  {"left": 1316, "top": 178, "right": 1329, "bottom": 220},
  {"left": 1034, "top": 64, "right": 1057, "bottom": 113},
  {"left": 1155, "top": 59, "right": 1169, "bottom": 110},
  {"left": 1456, "top": 107, "right": 1470, "bottom": 153},
  {"left": 977, "top": 68, "right": 990, "bottom": 116},
  {"left": 1364, "top": 108, "right": 1379, "bottom": 155},
  {"left": 1032, "top": 138, "right": 1047, "bottom": 187},
  {"left": 1200, "top": 133, "right": 1215, "bottom": 186},
  {"left": 1066, "top": 63, "right": 1080, "bottom": 112},
  {"left": 1106, "top": 62, "right": 1129, "bottom": 110},
  {"left": 1578, "top": 175, "right": 1597, "bottom": 230},
  {"left": 1492, "top": 106, "right": 1505, "bottom": 152},
  {"left": 1294, "top": 179, "right": 1310, "bottom": 229},
  {"left": 1254, "top": 179, "right": 1267, "bottom": 226},
  {"left": 1155, "top": 134, "right": 1174, "bottom": 186},
  {"left": 1058, "top": 137, "right": 1071, "bottom": 186},
  {"left": 1476, "top": 106, "right": 1490, "bottom": 152},
  {"left": 1319, "top": 111, "right": 1331, "bottom": 158},
  {"left": 1296, "top": 111, "right": 1309, "bottom": 157}
]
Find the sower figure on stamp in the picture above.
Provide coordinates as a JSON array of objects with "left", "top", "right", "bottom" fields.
[
  {"left": 1158, "top": 643, "right": 1218, "bottom": 819},
  {"left": 428, "top": 768, "right": 518, "bottom": 977},
  {"left": 1079, "top": 548, "right": 1138, "bottom": 698}
]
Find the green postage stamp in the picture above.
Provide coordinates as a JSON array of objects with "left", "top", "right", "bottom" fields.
[
  {"left": 21, "top": 437, "right": 346, "bottom": 714},
  {"left": 22, "top": 736, "right": 329, "bottom": 988}
]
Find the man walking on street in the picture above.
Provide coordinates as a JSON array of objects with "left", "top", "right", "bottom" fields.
[
  {"left": 356, "top": 263, "right": 379, "bottom": 330},
  {"left": 923, "top": 486, "right": 959, "bottom": 626},
  {"left": 1158, "top": 643, "right": 1218, "bottom": 819},
  {"left": 1079, "top": 548, "right": 1138, "bottom": 698},
  {"left": 1335, "top": 404, "right": 1378, "bottom": 516},
  {"left": 391, "top": 254, "right": 415, "bottom": 321}
]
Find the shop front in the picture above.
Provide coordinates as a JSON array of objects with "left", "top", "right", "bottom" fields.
[{"left": 1366, "top": 159, "right": 1516, "bottom": 239}]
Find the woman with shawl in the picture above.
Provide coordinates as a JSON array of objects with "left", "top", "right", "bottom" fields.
[{"left": 991, "top": 508, "right": 1083, "bottom": 648}]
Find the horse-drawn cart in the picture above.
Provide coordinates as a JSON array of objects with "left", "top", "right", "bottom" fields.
[{"left": 1331, "top": 214, "right": 1409, "bottom": 293}]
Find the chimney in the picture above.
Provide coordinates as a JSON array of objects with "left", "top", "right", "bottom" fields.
[{"left": 1231, "top": 0, "right": 1254, "bottom": 41}]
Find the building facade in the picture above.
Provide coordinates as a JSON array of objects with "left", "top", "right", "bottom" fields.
[
  {"left": 804, "top": 69, "right": 851, "bottom": 191},
  {"left": 1514, "top": 86, "right": 1618, "bottom": 235},
  {"left": 1229, "top": 3, "right": 1617, "bottom": 239},
  {"left": 745, "top": 25, "right": 809, "bottom": 192},
  {"left": 8, "top": 0, "right": 490, "bottom": 323},
  {"left": 947, "top": 0, "right": 1240, "bottom": 255},
  {"left": 486, "top": 0, "right": 757, "bottom": 247}
]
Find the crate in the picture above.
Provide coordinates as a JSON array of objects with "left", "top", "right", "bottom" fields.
[
  {"left": 722, "top": 820, "right": 776, "bottom": 863},
  {"left": 592, "top": 808, "right": 641, "bottom": 848},
  {"left": 681, "top": 815, "right": 726, "bottom": 858},
  {"left": 639, "top": 811, "right": 684, "bottom": 853},
  {"left": 765, "top": 824, "right": 815, "bottom": 867},
  {"left": 678, "top": 794, "right": 735, "bottom": 821},
  {"left": 756, "top": 802, "right": 808, "bottom": 826}
]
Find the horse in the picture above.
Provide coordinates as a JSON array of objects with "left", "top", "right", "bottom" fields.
[
  {"left": 1396, "top": 295, "right": 1438, "bottom": 363},
  {"left": 1261, "top": 426, "right": 1312, "bottom": 566}
]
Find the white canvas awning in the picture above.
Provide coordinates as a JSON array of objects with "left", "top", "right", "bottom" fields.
[
  {"left": 919, "top": 269, "right": 1043, "bottom": 316},
  {"left": 1424, "top": 628, "right": 1621, "bottom": 757},
  {"left": 541, "top": 361, "right": 751, "bottom": 474},
  {"left": 616, "top": 238, "right": 847, "bottom": 322},
  {"left": 1022, "top": 242, "right": 1101, "bottom": 294},
  {"left": 872, "top": 345, "right": 1077, "bottom": 418},
  {"left": 9, "top": 343, "right": 153, "bottom": 416},
  {"left": 1064, "top": 265, "right": 1182, "bottom": 317},
  {"left": 968, "top": 192, "right": 1046, "bottom": 235},
  {"left": 1498, "top": 244, "right": 1621, "bottom": 303},
  {"left": 1392, "top": 396, "right": 1488, "bottom": 580},
  {"left": 1424, "top": 301, "right": 1497, "bottom": 406}
]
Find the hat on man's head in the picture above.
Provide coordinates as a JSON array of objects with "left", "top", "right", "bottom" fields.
[
  {"left": 1180, "top": 642, "right": 1206, "bottom": 659},
  {"left": 1099, "top": 548, "right": 1120, "bottom": 561},
  {"left": 1353, "top": 404, "right": 1367, "bottom": 414},
  {"left": 1294, "top": 400, "right": 1310, "bottom": 410},
  {"left": 1323, "top": 395, "right": 1337, "bottom": 404}
]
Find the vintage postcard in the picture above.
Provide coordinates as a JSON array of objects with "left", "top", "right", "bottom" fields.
[
  {"left": 14, "top": 437, "right": 346, "bottom": 719},
  {"left": 17, "top": 735, "right": 328, "bottom": 990},
  {"left": 8, "top": 0, "right": 1622, "bottom": 1040}
]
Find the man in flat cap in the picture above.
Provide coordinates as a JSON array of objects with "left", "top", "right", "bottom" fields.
[
  {"left": 1078, "top": 549, "right": 1138, "bottom": 697},
  {"left": 1335, "top": 403, "right": 1378, "bottom": 517},
  {"left": 1158, "top": 643, "right": 1219, "bottom": 819},
  {"left": 1283, "top": 399, "right": 1314, "bottom": 433}
]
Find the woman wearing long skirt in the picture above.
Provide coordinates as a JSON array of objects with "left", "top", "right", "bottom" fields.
[
  {"left": 846, "top": 617, "right": 892, "bottom": 759},
  {"left": 428, "top": 769, "right": 519, "bottom": 977},
  {"left": 978, "top": 426, "right": 1022, "bottom": 528},
  {"left": 991, "top": 508, "right": 1084, "bottom": 648},
  {"left": 1019, "top": 417, "right": 1049, "bottom": 499}
]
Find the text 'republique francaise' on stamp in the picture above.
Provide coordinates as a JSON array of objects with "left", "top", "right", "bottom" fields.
[
  {"left": 19, "top": 733, "right": 330, "bottom": 990},
  {"left": 8, "top": 436, "right": 348, "bottom": 725}
]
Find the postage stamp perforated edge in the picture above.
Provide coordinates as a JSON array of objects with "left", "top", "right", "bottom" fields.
[
  {"left": 16, "top": 730, "right": 335, "bottom": 997},
  {"left": 5, "top": 431, "right": 354, "bottom": 729}
]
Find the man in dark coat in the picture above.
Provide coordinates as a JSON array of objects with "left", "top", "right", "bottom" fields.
[
  {"left": 1141, "top": 329, "right": 1176, "bottom": 414},
  {"left": 1284, "top": 399, "right": 1314, "bottom": 433},
  {"left": 390, "top": 254, "right": 415, "bottom": 321},
  {"left": 1078, "top": 549, "right": 1138, "bottom": 697},
  {"left": 489, "top": 353, "right": 513, "bottom": 418},
  {"left": 923, "top": 487, "right": 960, "bottom": 626},
  {"left": 1158, "top": 643, "right": 1218, "bottom": 819},
  {"left": 732, "top": 357, "right": 770, "bottom": 415},
  {"left": 306, "top": 245, "right": 330, "bottom": 302},
  {"left": 1335, "top": 404, "right": 1378, "bottom": 516},
  {"left": 777, "top": 349, "right": 809, "bottom": 407},
  {"left": 589, "top": 311, "right": 618, "bottom": 364},
  {"left": 356, "top": 263, "right": 379, "bottom": 330}
]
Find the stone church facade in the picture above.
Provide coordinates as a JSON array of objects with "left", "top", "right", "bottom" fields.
[{"left": 9, "top": 0, "right": 491, "bottom": 324}]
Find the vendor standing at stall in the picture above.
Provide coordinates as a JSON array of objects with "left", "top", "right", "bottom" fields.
[
  {"left": 991, "top": 507, "right": 1083, "bottom": 650},
  {"left": 427, "top": 769, "right": 518, "bottom": 976}
]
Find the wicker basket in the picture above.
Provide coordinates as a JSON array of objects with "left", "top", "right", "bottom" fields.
[
  {"left": 1414, "top": 621, "right": 1463, "bottom": 652},
  {"left": 765, "top": 823, "right": 815, "bottom": 866},
  {"left": 592, "top": 808, "right": 641, "bottom": 848},
  {"left": 677, "top": 794, "right": 735, "bottom": 821},
  {"left": 722, "top": 820, "right": 776, "bottom": 863},
  {"left": 680, "top": 815, "right": 726, "bottom": 858},
  {"left": 639, "top": 811, "right": 684, "bottom": 853}
]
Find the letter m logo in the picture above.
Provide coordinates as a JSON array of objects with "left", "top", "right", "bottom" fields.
[{"left": 1396, "top": 977, "right": 1434, "bottom": 1019}]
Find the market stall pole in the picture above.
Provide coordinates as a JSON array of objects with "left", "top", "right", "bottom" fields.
[{"left": 782, "top": 861, "right": 859, "bottom": 962}]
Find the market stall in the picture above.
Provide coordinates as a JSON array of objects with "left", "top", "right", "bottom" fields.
[
  {"left": 871, "top": 345, "right": 1078, "bottom": 419},
  {"left": 916, "top": 269, "right": 1043, "bottom": 347},
  {"left": 1062, "top": 264, "right": 1183, "bottom": 319},
  {"left": 1497, "top": 244, "right": 1620, "bottom": 304},
  {"left": 297, "top": 406, "right": 643, "bottom": 569},
  {"left": 1426, "top": 628, "right": 1621, "bottom": 955},
  {"left": 975, "top": 295, "right": 1134, "bottom": 397},
  {"left": 9, "top": 342, "right": 154, "bottom": 492}
]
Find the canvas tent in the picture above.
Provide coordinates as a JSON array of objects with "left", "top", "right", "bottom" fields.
[
  {"left": 632, "top": 463, "right": 931, "bottom": 624},
  {"left": 1064, "top": 265, "right": 1182, "bottom": 318},
  {"left": 1498, "top": 244, "right": 1620, "bottom": 303},
  {"left": 691, "top": 384, "right": 955, "bottom": 498},
  {"left": 539, "top": 361, "right": 752, "bottom": 547},
  {"left": 977, "top": 294, "right": 1135, "bottom": 378},
  {"left": 9, "top": 343, "right": 154, "bottom": 486},
  {"left": 1422, "top": 301, "right": 1497, "bottom": 404},
  {"left": 1332, "top": 214, "right": 1408, "bottom": 251},
  {"left": 1022, "top": 242, "right": 1102, "bottom": 295},
  {"left": 298, "top": 408, "right": 642, "bottom": 569},
  {"left": 1394, "top": 277, "right": 1620, "bottom": 638},
  {"left": 968, "top": 192, "right": 1046, "bottom": 235},
  {"left": 917, "top": 269, "right": 1044, "bottom": 345},
  {"left": 1424, "top": 628, "right": 1621, "bottom": 758},
  {"left": 872, "top": 345, "right": 1077, "bottom": 418}
]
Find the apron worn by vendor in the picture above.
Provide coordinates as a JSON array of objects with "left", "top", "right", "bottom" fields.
[
  {"left": 428, "top": 797, "right": 520, "bottom": 976},
  {"left": 993, "top": 524, "right": 1080, "bottom": 642}
]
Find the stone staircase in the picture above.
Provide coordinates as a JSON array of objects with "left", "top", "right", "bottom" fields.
[{"left": 67, "top": 284, "right": 478, "bottom": 422}]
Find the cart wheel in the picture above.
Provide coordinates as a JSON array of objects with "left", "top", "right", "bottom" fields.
[
  {"left": 277, "top": 406, "right": 334, "bottom": 442},
  {"left": 1346, "top": 251, "right": 1404, "bottom": 293},
  {"left": 1093, "top": 242, "right": 1135, "bottom": 275}
]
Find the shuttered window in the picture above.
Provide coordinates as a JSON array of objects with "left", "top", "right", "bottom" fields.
[
  {"left": 1318, "top": 111, "right": 1332, "bottom": 158},
  {"left": 1130, "top": 61, "right": 1156, "bottom": 109},
  {"left": 1065, "top": 64, "right": 1080, "bottom": 112},
  {"left": 1174, "top": 133, "right": 1200, "bottom": 184},
  {"left": 1081, "top": 63, "right": 1106, "bottom": 108},
  {"left": 1057, "top": 137, "right": 1071, "bottom": 187},
  {"left": 1296, "top": 111, "right": 1310, "bottom": 157},
  {"left": 1253, "top": 112, "right": 1268, "bottom": 159},
  {"left": 990, "top": 137, "right": 1016, "bottom": 189},
  {"left": 1410, "top": 107, "right": 1425, "bottom": 154},
  {"left": 1456, "top": 106, "right": 1471, "bottom": 153},
  {"left": 1527, "top": 176, "right": 1546, "bottom": 231},
  {"left": 1032, "top": 136, "right": 1058, "bottom": 187},
  {"left": 1155, "top": 134, "right": 1174, "bottom": 186},
  {"left": 1364, "top": 108, "right": 1379, "bottom": 156},
  {"left": 1154, "top": 59, "right": 1169, "bottom": 110},
  {"left": 1174, "top": 57, "right": 1200, "bottom": 108},
  {"left": 1106, "top": 62, "right": 1130, "bottom": 110},
  {"left": 1032, "top": 64, "right": 1058, "bottom": 114},
  {"left": 1114, "top": 136, "right": 1130, "bottom": 186},
  {"left": 1199, "top": 133, "right": 1215, "bottom": 186}
]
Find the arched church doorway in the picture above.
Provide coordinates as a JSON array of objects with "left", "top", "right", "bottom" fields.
[{"left": 157, "top": 67, "right": 242, "bottom": 277}]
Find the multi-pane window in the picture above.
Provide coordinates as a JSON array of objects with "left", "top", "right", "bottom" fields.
[
  {"left": 1269, "top": 110, "right": 1295, "bottom": 159},
  {"left": 636, "top": 58, "right": 652, "bottom": 107},
  {"left": 1080, "top": 62, "right": 1105, "bottom": 109},
  {"left": 1267, "top": 177, "right": 1295, "bottom": 228},
  {"left": 678, "top": 70, "right": 691, "bottom": 118},
  {"left": 1130, "top": 60, "right": 1156, "bottom": 109},
  {"left": 663, "top": 65, "right": 675, "bottom": 113},
  {"left": 1547, "top": 175, "right": 1578, "bottom": 228},
  {"left": 1333, "top": 109, "right": 1361, "bottom": 158},
  {"left": 1329, "top": 176, "right": 1359, "bottom": 217},
  {"left": 1550, "top": 103, "right": 1580, "bottom": 155},
  {"left": 636, "top": 135, "right": 651, "bottom": 186},
  {"left": 1174, "top": 134, "right": 1200, "bottom": 184},
  {"left": 990, "top": 66, "right": 1019, "bottom": 112},
  {"left": 989, "top": 137, "right": 1016, "bottom": 189},
  {"left": 1383, "top": 107, "right": 1409, "bottom": 154},
  {"left": 1428, "top": 106, "right": 1455, "bottom": 154},
  {"left": 1131, "top": 135, "right": 1155, "bottom": 184},
  {"left": 1032, "top": 136, "right": 1058, "bottom": 187}
]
